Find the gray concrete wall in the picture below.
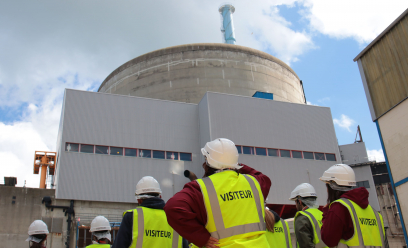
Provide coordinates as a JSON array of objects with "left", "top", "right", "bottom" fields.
[
  {"left": 0, "top": 186, "right": 54, "bottom": 248},
  {"left": 0, "top": 186, "right": 138, "bottom": 248},
  {"left": 98, "top": 43, "right": 305, "bottom": 104}
]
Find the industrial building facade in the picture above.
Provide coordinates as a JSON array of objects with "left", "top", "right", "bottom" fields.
[
  {"left": 354, "top": 8, "right": 408, "bottom": 244},
  {"left": 55, "top": 89, "right": 378, "bottom": 210}
]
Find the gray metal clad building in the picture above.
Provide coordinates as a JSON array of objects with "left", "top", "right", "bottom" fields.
[{"left": 55, "top": 89, "right": 343, "bottom": 206}]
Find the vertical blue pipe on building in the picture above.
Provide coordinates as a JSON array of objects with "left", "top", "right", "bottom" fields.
[{"left": 376, "top": 121, "right": 408, "bottom": 245}]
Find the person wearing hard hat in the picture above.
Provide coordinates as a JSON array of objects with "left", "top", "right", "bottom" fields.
[
  {"left": 164, "top": 138, "right": 272, "bottom": 248},
  {"left": 26, "top": 220, "right": 49, "bottom": 248},
  {"left": 320, "top": 164, "right": 385, "bottom": 247},
  {"left": 112, "top": 176, "right": 184, "bottom": 248},
  {"left": 289, "top": 183, "right": 328, "bottom": 248},
  {"left": 88, "top": 216, "right": 112, "bottom": 247},
  {"left": 265, "top": 207, "right": 292, "bottom": 248}
]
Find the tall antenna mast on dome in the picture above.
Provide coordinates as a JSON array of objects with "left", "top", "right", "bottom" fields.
[{"left": 219, "top": 4, "right": 236, "bottom": 44}]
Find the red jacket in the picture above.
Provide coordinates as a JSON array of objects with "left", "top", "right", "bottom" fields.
[
  {"left": 321, "top": 187, "right": 370, "bottom": 247},
  {"left": 164, "top": 164, "right": 272, "bottom": 247}
]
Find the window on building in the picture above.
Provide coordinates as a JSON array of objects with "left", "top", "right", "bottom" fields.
[
  {"left": 280, "top": 150, "right": 291, "bottom": 158},
  {"left": 166, "top": 152, "right": 179, "bottom": 160},
  {"left": 80, "top": 145, "right": 94, "bottom": 153},
  {"left": 125, "top": 148, "right": 137, "bottom": 157},
  {"left": 315, "top": 153, "right": 325, "bottom": 160},
  {"left": 180, "top": 153, "right": 192, "bottom": 161},
  {"left": 242, "top": 146, "right": 254, "bottom": 155},
  {"left": 110, "top": 147, "right": 123, "bottom": 156},
  {"left": 326, "top": 154, "right": 336, "bottom": 161},
  {"left": 303, "top": 152, "right": 314, "bottom": 160},
  {"left": 356, "top": 180, "right": 370, "bottom": 188},
  {"left": 268, "top": 149, "right": 278, "bottom": 157},
  {"left": 255, "top": 147, "right": 267, "bottom": 156},
  {"left": 292, "top": 151, "right": 302, "bottom": 159},
  {"left": 95, "top": 146, "right": 109, "bottom": 155},
  {"left": 139, "top": 149, "right": 151, "bottom": 158},
  {"left": 65, "top": 143, "right": 79, "bottom": 152},
  {"left": 236, "top": 145, "right": 242, "bottom": 154},
  {"left": 153, "top": 150, "right": 165, "bottom": 159}
]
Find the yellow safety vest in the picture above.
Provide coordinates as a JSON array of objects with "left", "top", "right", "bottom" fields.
[
  {"left": 86, "top": 244, "right": 110, "bottom": 248},
  {"left": 265, "top": 219, "right": 292, "bottom": 248},
  {"left": 123, "top": 207, "right": 182, "bottom": 248},
  {"left": 196, "top": 170, "right": 269, "bottom": 247},
  {"left": 329, "top": 198, "right": 385, "bottom": 247},
  {"left": 294, "top": 208, "right": 328, "bottom": 248}
]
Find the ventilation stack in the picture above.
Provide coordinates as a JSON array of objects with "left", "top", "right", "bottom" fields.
[{"left": 219, "top": 4, "right": 236, "bottom": 44}]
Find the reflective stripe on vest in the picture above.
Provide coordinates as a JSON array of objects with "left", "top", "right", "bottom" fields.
[
  {"left": 123, "top": 207, "right": 181, "bottom": 248},
  {"left": 86, "top": 244, "right": 111, "bottom": 248},
  {"left": 197, "top": 173, "right": 266, "bottom": 240},
  {"left": 266, "top": 219, "right": 292, "bottom": 248},
  {"left": 294, "top": 208, "right": 328, "bottom": 248},
  {"left": 331, "top": 198, "right": 385, "bottom": 248}
]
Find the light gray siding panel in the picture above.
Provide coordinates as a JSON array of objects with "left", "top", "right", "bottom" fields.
[
  {"left": 205, "top": 92, "right": 341, "bottom": 205},
  {"left": 56, "top": 90, "right": 200, "bottom": 202},
  {"left": 198, "top": 93, "right": 211, "bottom": 169},
  {"left": 339, "top": 142, "right": 369, "bottom": 164},
  {"left": 57, "top": 152, "right": 192, "bottom": 202},
  {"left": 239, "top": 154, "right": 334, "bottom": 205},
  {"left": 56, "top": 90, "right": 346, "bottom": 205},
  {"left": 206, "top": 92, "right": 340, "bottom": 155}
]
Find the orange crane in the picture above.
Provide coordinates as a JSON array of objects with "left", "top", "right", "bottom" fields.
[{"left": 33, "top": 151, "right": 56, "bottom": 189}]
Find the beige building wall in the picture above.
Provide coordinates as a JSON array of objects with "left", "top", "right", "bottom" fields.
[{"left": 378, "top": 98, "right": 408, "bottom": 231}]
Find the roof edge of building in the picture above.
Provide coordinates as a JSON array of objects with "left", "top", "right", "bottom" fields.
[
  {"left": 99, "top": 43, "right": 299, "bottom": 92},
  {"left": 354, "top": 8, "right": 408, "bottom": 62}
]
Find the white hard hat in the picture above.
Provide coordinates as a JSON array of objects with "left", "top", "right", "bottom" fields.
[
  {"left": 135, "top": 176, "right": 162, "bottom": 196},
  {"left": 289, "top": 183, "right": 317, "bottom": 201},
  {"left": 320, "top": 164, "right": 356, "bottom": 187},
  {"left": 28, "top": 220, "right": 49, "bottom": 235},
  {"left": 201, "top": 138, "right": 241, "bottom": 170},
  {"left": 90, "top": 216, "right": 111, "bottom": 232}
]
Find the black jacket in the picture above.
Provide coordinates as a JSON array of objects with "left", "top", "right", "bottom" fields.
[{"left": 112, "top": 197, "right": 188, "bottom": 248}]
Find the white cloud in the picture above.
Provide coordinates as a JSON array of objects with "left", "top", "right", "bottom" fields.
[
  {"left": 318, "top": 97, "right": 330, "bottom": 103},
  {"left": 302, "top": 0, "right": 408, "bottom": 44},
  {"left": 306, "top": 101, "right": 318, "bottom": 106},
  {"left": 0, "top": 74, "right": 94, "bottom": 187},
  {"left": 333, "top": 114, "right": 355, "bottom": 132},
  {"left": 367, "top": 149, "right": 385, "bottom": 162}
]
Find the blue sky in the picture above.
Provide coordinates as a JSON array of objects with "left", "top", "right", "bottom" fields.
[{"left": 0, "top": 0, "right": 406, "bottom": 187}]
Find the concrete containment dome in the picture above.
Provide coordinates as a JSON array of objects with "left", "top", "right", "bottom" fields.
[{"left": 98, "top": 43, "right": 306, "bottom": 104}]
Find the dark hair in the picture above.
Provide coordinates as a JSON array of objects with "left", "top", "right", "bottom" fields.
[
  {"left": 326, "top": 183, "right": 345, "bottom": 204},
  {"left": 29, "top": 234, "right": 47, "bottom": 248},
  {"left": 139, "top": 193, "right": 160, "bottom": 197},
  {"left": 203, "top": 162, "right": 239, "bottom": 178}
]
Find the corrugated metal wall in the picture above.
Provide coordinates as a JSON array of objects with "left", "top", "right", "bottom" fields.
[
  {"left": 204, "top": 92, "right": 341, "bottom": 206},
  {"left": 56, "top": 90, "right": 200, "bottom": 202},
  {"left": 56, "top": 90, "right": 372, "bottom": 205},
  {"left": 360, "top": 14, "right": 408, "bottom": 119}
]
